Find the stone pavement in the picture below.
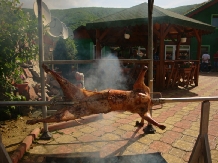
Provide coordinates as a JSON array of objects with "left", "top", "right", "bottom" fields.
[{"left": 18, "top": 73, "right": 218, "bottom": 163}]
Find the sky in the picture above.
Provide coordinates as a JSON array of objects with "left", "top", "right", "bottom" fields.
[{"left": 19, "top": 0, "right": 207, "bottom": 9}]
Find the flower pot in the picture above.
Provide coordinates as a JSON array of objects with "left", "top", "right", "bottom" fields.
[
  {"left": 14, "top": 83, "right": 29, "bottom": 95},
  {"left": 182, "top": 68, "right": 192, "bottom": 73}
]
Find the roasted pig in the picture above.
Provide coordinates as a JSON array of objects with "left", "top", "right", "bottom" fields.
[{"left": 26, "top": 64, "right": 166, "bottom": 130}]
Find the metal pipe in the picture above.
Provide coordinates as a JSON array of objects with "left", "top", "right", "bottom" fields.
[
  {"left": 37, "top": 0, "right": 48, "bottom": 132},
  {"left": 43, "top": 59, "right": 152, "bottom": 64},
  {"left": 0, "top": 101, "right": 76, "bottom": 106},
  {"left": 153, "top": 97, "right": 218, "bottom": 104}
]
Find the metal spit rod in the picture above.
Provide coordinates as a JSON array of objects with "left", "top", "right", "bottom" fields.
[
  {"left": 0, "top": 96, "right": 218, "bottom": 106},
  {"left": 0, "top": 101, "right": 75, "bottom": 106}
]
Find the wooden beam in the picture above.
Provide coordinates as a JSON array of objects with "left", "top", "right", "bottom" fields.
[
  {"left": 173, "top": 25, "right": 182, "bottom": 33},
  {"left": 99, "top": 29, "right": 110, "bottom": 40},
  {"left": 153, "top": 28, "right": 160, "bottom": 38},
  {"left": 163, "top": 24, "right": 172, "bottom": 38},
  {"left": 158, "top": 24, "right": 165, "bottom": 90},
  {"left": 195, "top": 33, "right": 202, "bottom": 86},
  {"left": 193, "top": 29, "right": 200, "bottom": 43},
  {"left": 168, "top": 35, "right": 177, "bottom": 44},
  {"left": 175, "top": 34, "right": 181, "bottom": 60}
]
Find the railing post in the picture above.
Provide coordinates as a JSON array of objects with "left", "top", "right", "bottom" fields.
[
  {"left": 188, "top": 100, "right": 212, "bottom": 163},
  {"left": 0, "top": 134, "right": 12, "bottom": 163},
  {"left": 37, "top": 0, "right": 52, "bottom": 140}
]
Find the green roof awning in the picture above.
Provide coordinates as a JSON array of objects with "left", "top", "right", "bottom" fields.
[{"left": 86, "top": 2, "right": 215, "bottom": 32}]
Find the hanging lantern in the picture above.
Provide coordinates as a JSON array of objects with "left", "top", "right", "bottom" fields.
[
  {"left": 181, "top": 33, "right": 187, "bottom": 43},
  {"left": 124, "top": 33, "right": 130, "bottom": 39},
  {"left": 124, "top": 27, "right": 130, "bottom": 39}
]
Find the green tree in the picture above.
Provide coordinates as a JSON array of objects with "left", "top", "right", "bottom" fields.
[
  {"left": 0, "top": 0, "right": 38, "bottom": 119},
  {"left": 53, "top": 37, "right": 77, "bottom": 76},
  {"left": 0, "top": 0, "right": 38, "bottom": 96}
]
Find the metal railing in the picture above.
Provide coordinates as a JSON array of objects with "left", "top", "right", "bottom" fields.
[{"left": 0, "top": 96, "right": 215, "bottom": 163}]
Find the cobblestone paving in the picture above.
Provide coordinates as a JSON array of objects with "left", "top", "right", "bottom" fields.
[{"left": 20, "top": 73, "right": 218, "bottom": 163}]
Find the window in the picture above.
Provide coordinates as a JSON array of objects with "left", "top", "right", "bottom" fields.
[
  {"left": 165, "top": 45, "right": 190, "bottom": 60},
  {"left": 211, "top": 14, "right": 218, "bottom": 28}
]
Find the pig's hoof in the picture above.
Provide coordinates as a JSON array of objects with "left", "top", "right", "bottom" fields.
[
  {"left": 135, "top": 121, "right": 144, "bottom": 127},
  {"left": 159, "top": 124, "right": 166, "bottom": 130}
]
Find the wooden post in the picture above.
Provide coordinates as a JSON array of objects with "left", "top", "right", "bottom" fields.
[
  {"left": 96, "top": 29, "right": 101, "bottom": 59},
  {"left": 148, "top": 0, "right": 154, "bottom": 93},
  {"left": 175, "top": 35, "right": 181, "bottom": 60},
  {"left": 194, "top": 29, "right": 202, "bottom": 86},
  {"left": 158, "top": 24, "right": 165, "bottom": 90},
  {"left": 0, "top": 134, "right": 12, "bottom": 163},
  {"left": 188, "top": 101, "right": 212, "bottom": 163},
  {"left": 143, "top": 0, "right": 156, "bottom": 134}
]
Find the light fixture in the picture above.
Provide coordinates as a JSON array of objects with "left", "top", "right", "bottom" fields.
[
  {"left": 181, "top": 33, "right": 187, "bottom": 43},
  {"left": 124, "top": 27, "right": 130, "bottom": 39},
  {"left": 124, "top": 33, "right": 130, "bottom": 39}
]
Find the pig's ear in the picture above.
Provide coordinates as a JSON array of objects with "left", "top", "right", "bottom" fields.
[{"left": 133, "top": 66, "right": 150, "bottom": 94}]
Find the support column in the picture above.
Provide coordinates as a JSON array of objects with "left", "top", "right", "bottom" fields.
[
  {"left": 189, "top": 101, "right": 212, "bottom": 163},
  {"left": 96, "top": 29, "right": 101, "bottom": 59},
  {"left": 143, "top": 0, "right": 156, "bottom": 134},
  {"left": 147, "top": 0, "right": 154, "bottom": 93},
  {"left": 175, "top": 35, "right": 181, "bottom": 60},
  {"left": 37, "top": 0, "right": 52, "bottom": 139},
  {"left": 158, "top": 24, "right": 165, "bottom": 90},
  {"left": 195, "top": 30, "right": 202, "bottom": 86}
]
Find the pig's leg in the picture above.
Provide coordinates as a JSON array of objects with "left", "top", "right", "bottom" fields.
[
  {"left": 139, "top": 112, "right": 166, "bottom": 130},
  {"left": 135, "top": 118, "right": 145, "bottom": 127}
]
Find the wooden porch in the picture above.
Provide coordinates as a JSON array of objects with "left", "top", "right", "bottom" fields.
[
  {"left": 117, "top": 59, "right": 200, "bottom": 91},
  {"left": 73, "top": 2, "right": 215, "bottom": 90}
]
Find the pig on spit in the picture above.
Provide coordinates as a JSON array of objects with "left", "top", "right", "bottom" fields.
[{"left": 26, "top": 64, "right": 166, "bottom": 130}]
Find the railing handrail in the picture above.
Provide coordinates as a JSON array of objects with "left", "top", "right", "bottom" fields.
[{"left": 42, "top": 59, "right": 152, "bottom": 64}]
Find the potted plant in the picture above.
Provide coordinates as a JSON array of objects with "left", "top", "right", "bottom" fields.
[
  {"left": 180, "top": 62, "right": 193, "bottom": 72},
  {"left": 13, "top": 74, "right": 29, "bottom": 95}
]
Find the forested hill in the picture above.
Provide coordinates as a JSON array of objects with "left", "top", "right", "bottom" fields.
[
  {"left": 24, "top": 7, "right": 124, "bottom": 30},
  {"left": 167, "top": 4, "right": 198, "bottom": 15},
  {"left": 24, "top": 4, "right": 198, "bottom": 30}
]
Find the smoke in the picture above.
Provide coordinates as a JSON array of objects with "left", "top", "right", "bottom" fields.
[{"left": 85, "top": 54, "right": 129, "bottom": 91}]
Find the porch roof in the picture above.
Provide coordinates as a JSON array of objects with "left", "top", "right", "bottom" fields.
[{"left": 86, "top": 2, "right": 215, "bottom": 32}]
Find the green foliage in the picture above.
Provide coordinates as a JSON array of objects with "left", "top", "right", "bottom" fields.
[
  {"left": 53, "top": 37, "right": 77, "bottom": 76},
  {"left": 1, "top": 92, "right": 26, "bottom": 119},
  {"left": 0, "top": 0, "right": 38, "bottom": 98},
  {"left": 24, "top": 7, "right": 124, "bottom": 30},
  {"left": 180, "top": 61, "right": 193, "bottom": 68},
  {"left": 167, "top": 4, "right": 198, "bottom": 15}
]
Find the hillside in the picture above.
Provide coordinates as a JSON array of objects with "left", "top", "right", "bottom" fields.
[
  {"left": 24, "top": 7, "right": 124, "bottom": 30},
  {"left": 23, "top": 3, "right": 200, "bottom": 30},
  {"left": 167, "top": 4, "right": 198, "bottom": 15},
  {"left": 24, "top": 4, "right": 203, "bottom": 30}
]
